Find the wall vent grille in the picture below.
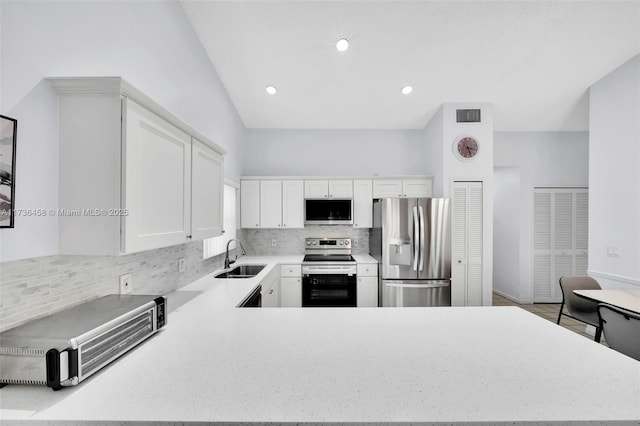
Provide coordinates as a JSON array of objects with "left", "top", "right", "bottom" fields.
[{"left": 456, "top": 109, "right": 481, "bottom": 123}]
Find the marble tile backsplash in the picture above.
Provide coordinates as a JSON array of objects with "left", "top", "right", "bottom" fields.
[
  {"left": 1, "top": 226, "right": 372, "bottom": 332},
  {"left": 241, "top": 226, "right": 370, "bottom": 255},
  {"left": 0, "top": 241, "right": 225, "bottom": 332}
]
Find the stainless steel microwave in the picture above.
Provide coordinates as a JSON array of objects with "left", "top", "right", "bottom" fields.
[{"left": 304, "top": 199, "right": 353, "bottom": 225}]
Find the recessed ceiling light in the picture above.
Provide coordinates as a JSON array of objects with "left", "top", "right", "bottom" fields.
[
  {"left": 336, "top": 38, "right": 349, "bottom": 52},
  {"left": 266, "top": 85, "right": 277, "bottom": 95},
  {"left": 402, "top": 86, "right": 413, "bottom": 95}
]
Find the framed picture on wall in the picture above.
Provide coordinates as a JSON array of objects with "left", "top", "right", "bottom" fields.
[{"left": 0, "top": 114, "right": 17, "bottom": 228}]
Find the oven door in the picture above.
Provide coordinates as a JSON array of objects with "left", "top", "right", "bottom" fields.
[{"left": 302, "top": 274, "right": 357, "bottom": 307}]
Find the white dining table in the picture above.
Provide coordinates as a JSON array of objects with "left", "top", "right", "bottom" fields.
[{"left": 574, "top": 289, "right": 640, "bottom": 314}]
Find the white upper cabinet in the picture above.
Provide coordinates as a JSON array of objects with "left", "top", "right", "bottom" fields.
[
  {"left": 282, "top": 180, "right": 304, "bottom": 228},
  {"left": 49, "top": 77, "right": 225, "bottom": 255},
  {"left": 240, "top": 180, "right": 260, "bottom": 228},
  {"left": 304, "top": 180, "right": 329, "bottom": 198},
  {"left": 260, "top": 180, "right": 283, "bottom": 228},
  {"left": 329, "top": 180, "right": 353, "bottom": 198},
  {"left": 373, "top": 178, "right": 432, "bottom": 198},
  {"left": 402, "top": 178, "right": 433, "bottom": 198},
  {"left": 191, "top": 138, "right": 224, "bottom": 240},
  {"left": 122, "top": 99, "right": 192, "bottom": 253},
  {"left": 305, "top": 179, "right": 353, "bottom": 198},
  {"left": 353, "top": 179, "right": 373, "bottom": 228},
  {"left": 241, "top": 179, "right": 304, "bottom": 229}
]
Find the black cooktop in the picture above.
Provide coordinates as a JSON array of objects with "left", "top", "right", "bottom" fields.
[{"left": 303, "top": 254, "right": 355, "bottom": 262}]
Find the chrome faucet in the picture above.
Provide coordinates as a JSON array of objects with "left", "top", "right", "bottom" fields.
[{"left": 224, "top": 239, "right": 246, "bottom": 269}]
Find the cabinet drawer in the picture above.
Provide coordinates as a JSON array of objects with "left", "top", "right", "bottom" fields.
[
  {"left": 281, "top": 264, "right": 301, "bottom": 277},
  {"left": 357, "top": 264, "right": 378, "bottom": 277}
]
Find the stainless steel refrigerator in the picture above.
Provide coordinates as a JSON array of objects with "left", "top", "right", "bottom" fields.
[{"left": 370, "top": 198, "right": 451, "bottom": 307}]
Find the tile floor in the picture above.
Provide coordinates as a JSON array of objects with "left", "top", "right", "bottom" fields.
[{"left": 492, "top": 293, "right": 607, "bottom": 345}]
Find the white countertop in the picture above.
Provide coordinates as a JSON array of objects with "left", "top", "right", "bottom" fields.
[{"left": 1, "top": 255, "right": 639, "bottom": 425}]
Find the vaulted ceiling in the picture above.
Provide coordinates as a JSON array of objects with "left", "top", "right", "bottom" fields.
[{"left": 180, "top": 1, "right": 639, "bottom": 131}]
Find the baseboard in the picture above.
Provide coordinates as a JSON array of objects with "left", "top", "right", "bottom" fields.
[
  {"left": 492, "top": 289, "right": 528, "bottom": 304},
  {"left": 588, "top": 270, "right": 640, "bottom": 287}
]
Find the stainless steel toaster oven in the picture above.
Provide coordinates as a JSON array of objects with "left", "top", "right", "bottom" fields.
[{"left": 0, "top": 294, "right": 166, "bottom": 390}]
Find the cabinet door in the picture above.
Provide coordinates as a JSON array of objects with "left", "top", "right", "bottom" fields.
[
  {"left": 373, "top": 179, "right": 403, "bottom": 198},
  {"left": 532, "top": 188, "right": 589, "bottom": 303},
  {"left": 353, "top": 180, "right": 373, "bottom": 228},
  {"left": 403, "top": 178, "right": 432, "bottom": 198},
  {"left": 305, "top": 180, "right": 329, "bottom": 198},
  {"left": 122, "top": 98, "right": 191, "bottom": 253},
  {"left": 260, "top": 181, "right": 283, "bottom": 228},
  {"left": 191, "top": 138, "right": 223, "bottom": 240},
  {"left": 329, "top": 180, "right": 353, "bottom": 198},
  {"left": 261, "top": 273, "right": 280, "bottom": 308},
  {"left": 357, "top": 276, "right": 379, "bottom": 307},
  {"left": 240, "top": 180, "right": 260, "bottom": 228},
  {"left": 451, "top": 181, "right": 483, "bottom": 306},
  {"left": 281, "top": 277, "right": 302, "bottom": 307},
  {"left": 282, "top": 180, "right": 304, "bottom": 228}
]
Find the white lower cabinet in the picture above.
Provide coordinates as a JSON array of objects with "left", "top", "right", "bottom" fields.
[
  {"left": 357, "top": 264, "right": 378, "bottom": 307},
  {"left": 261, "top": 267, "right": 280, "bottom": 308},
  {"left": 280, "top": 264, "right": 302, "bottom": 307}
]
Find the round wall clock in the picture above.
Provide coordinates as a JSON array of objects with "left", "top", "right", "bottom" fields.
[{"left": 453, "top": 135, "right": 479, "bottom": 160}]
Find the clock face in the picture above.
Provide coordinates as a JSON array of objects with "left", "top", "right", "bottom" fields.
[{"left": 455, "top": 136, "right": 479, "bottom": 159}]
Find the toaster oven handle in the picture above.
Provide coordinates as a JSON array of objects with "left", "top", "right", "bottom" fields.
[{"left": 46, "top": 348, "right": 78, "bottom": 390}]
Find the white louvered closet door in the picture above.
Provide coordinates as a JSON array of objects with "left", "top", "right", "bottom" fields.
[
  {"left": 451, "top": 181, "right": 483, "bottom": 306},
  {"left": 532, "top": 188, "right": 588, "bottom": 303}
]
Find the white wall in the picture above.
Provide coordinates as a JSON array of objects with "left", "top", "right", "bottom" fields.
[
  {"left": 0, "top": 1, "right": 246, "bottom": 261},
  {"left": 493, "top": 167, "right": 520, "bottom": 297},
  {"left": 588, "top": 54, "right": 640, "bottom": 289},
  {"left": 494, "top": 131, "right": 589, "bottom": 302},
  {"left": 243, "top": 129, "right": 427, "bottom": 176},
  {"left": 422, "top": 107, "right": 444, "bottom": 197}
]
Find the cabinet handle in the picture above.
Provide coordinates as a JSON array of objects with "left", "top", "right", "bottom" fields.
[{"left": 186, "top": 235, "right": 192, "bottom": 239}]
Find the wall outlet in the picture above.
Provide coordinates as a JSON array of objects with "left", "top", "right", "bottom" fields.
[
  {"left": 606, "top": 246, "right": 620, "bottom": 258},
  {"left": 271, "top": 239, "right": 277, "bottom": 247},
  {"left": 119, "top": 273, "right": 132, "bottom": 294},
  {"left": 353, "top": 239, "right": 358, "bottom": 247},
  {"left": 178, "top": 257, "right": 185, "bottom": 273}
]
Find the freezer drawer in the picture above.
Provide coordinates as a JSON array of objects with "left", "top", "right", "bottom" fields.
[{"left": 382, "top": 279, "right": 451, "bottom": 307}]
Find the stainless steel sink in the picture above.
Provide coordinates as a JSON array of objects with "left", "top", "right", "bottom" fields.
[{"left": 214, "top": 264, "right": 266, "bottom": 279}]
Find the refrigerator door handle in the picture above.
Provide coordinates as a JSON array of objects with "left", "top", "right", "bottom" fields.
[
  {"left": 412, "top": 206, "right": 419, "bottom": 271},
  {"left": 418, "top": 205, "right": 425, "bottom": 272}
]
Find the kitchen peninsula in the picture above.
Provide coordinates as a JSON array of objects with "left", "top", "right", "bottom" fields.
[{"left": 1, "top": 256, "right": 639, "bottom": 425}]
